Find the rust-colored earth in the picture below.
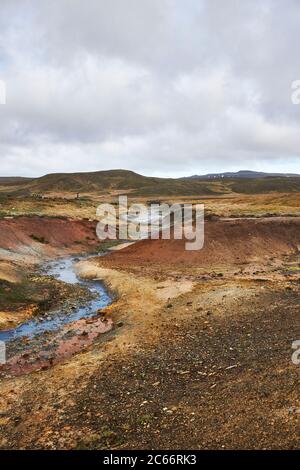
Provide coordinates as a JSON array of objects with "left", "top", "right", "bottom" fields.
[
  {"left": 0, "top": 215, "right": 299, "bottom": 450},
  {"left": 97, "top": 217, "right": 300, "bottom": 270},
  {"left": 0, "top": 216, "right": 98, "bottom": 261}
]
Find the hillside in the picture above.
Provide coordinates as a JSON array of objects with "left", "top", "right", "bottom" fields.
[
  {"left": 29, "top": 170, "right": 152, "bottom": 192},
  {"left": 0, "top": 177, "right": 34, "bottom": 186},
  {"left": 228, "top": 176, "right": 300, "bottom": 194},
  {"left": 0, "top": 169, "right": 300, "bottom": 197},
  {"left": 0, "top": 170, "right": 224, "bottom": 196}
]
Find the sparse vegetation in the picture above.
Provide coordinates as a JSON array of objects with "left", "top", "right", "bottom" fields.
[
  {"left": 1, "top": 169, "right": 299, "bottom": 199},
  {"left": 96, "top": 240, "right": 122, "bottom": 252},
  {"left": 0, "top": 277, "right": 60, "bottom": 312},
  {"left": 30, "top": 234, "right": 49, "bottom": 244}
]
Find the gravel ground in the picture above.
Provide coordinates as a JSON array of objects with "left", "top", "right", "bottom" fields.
[{"left": 1, "top": 282, "right": 299, "bottom": 450}]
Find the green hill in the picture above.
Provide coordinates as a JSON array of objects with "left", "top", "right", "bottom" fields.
[
  {"left": 0, "top": 177, "right": 34, "bottom": 186},
  {"left": 7, "top": 170, "right": 224, "bottom": 196},
  {"left": 0, "top": 170, "right": 300, "bottom": 197},
  {"left": 229, "top": 177, "right": 300, "bottom": 194}
]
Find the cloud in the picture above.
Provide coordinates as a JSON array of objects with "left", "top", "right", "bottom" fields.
[{"left": 0, "top": 0, "right": 300, "bottom": 176}]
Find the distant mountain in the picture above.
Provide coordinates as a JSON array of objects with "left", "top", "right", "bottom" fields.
[
  {"left": 0, "top": 169, "right": 219, "bottom": 197},
  {"left": 183, "top": 170, "right": 300, "bottom": 180},
  {"left": 1, "top": 169, "right": 300, "bottom": 196}
]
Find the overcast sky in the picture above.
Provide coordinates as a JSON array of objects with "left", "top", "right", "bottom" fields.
[{"left": 0, "top": 0, "right": 300, "bottom": 177}]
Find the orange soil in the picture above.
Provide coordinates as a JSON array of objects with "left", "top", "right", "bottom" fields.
[
  {"left": 96, "top": 217, "right": 300, "bottom": 269},
  {"left": 0, "top": 216, "right": 99, "bottom": 260}
]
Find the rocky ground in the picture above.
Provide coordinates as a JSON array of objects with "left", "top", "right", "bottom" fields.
[
  {"left": 0, "top": 217, "right": 299, "bottom": 449},
  {"left": 67, "top": 285, "right": 300, "bottom": 450},
  {"left": 0, "top": 273, "right": 91, "bottom": 331}
]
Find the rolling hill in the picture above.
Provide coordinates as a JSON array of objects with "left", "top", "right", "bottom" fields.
[
  {"left": 0, "top": 177, "right": 34, "bottom": 186},
  {"left": 0, "top": 169, "right": 300, "bottom": 197},
  {"left": 0, "top": 170, "right": 223, "bottom": 197}
]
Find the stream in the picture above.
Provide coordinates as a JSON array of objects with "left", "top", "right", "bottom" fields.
[{"left": 0, "top": 255, "right": 112, "bottom": 343}]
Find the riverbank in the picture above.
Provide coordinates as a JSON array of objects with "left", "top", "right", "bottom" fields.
[
  {"left": 0, "top": 272, "right": 91, "bottom": 331},
  {"left": 0, "top": 216, "right": 103, "bottom": 330},
  {"left": 0, "top": 255, "right": 114, "bottom": 377}
]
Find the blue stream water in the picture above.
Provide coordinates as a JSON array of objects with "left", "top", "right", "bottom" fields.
[{"left": 0, "top": 256, "right": 112, "bottom": 343}]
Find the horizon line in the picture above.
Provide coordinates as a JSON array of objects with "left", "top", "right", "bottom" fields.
[{"left": 1, "top": 168, "right": 300, "bottom": 180}]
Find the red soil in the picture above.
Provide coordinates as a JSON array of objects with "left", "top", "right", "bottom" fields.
[
  {"left": 0, "top": 315, "right": 113, "bottom": 377},
  {"left": 98, "top": 217, "right": 300, "bottom": 269},
  {"left": 0, "top": 216, "right": 99, "bottom": 258}
]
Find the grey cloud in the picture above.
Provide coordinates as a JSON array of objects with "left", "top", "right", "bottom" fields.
[{"left": 0, "top": 0, "right": 300, "bottom": 177}]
